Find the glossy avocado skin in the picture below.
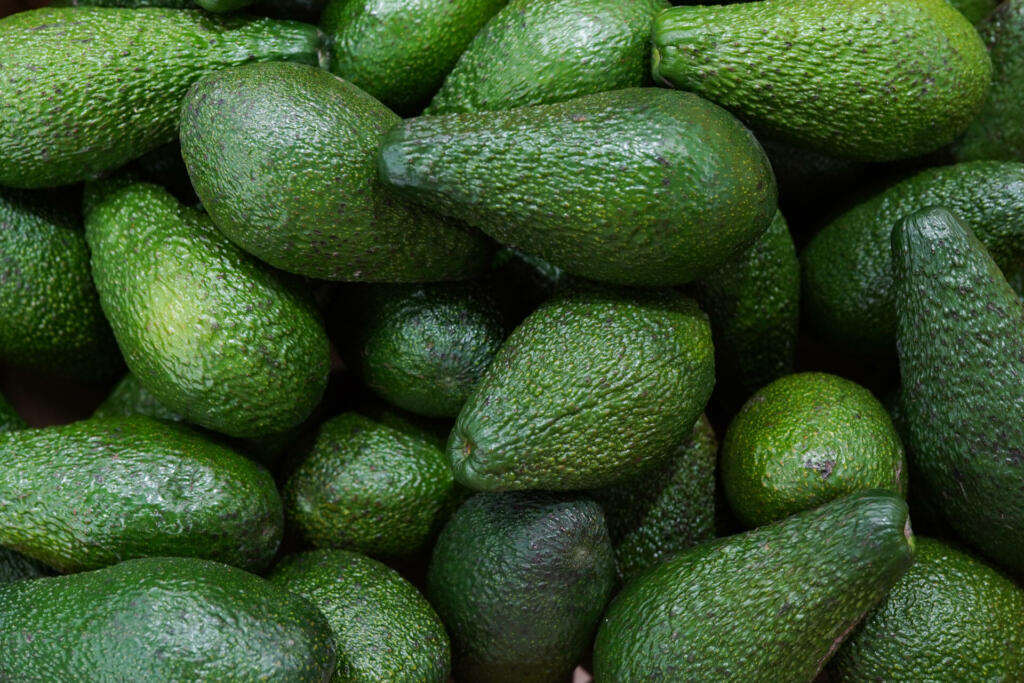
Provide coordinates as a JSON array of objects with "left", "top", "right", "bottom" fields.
[
  {"left": 427, "top": 492, "right": 616, "bottom": 683},
  {"left": 652, "top": 0, "right": 991, "bottom": 161},
  {"left": 425, "top": 0, "right": 668, "bottom": 115},
  {"left": 381, "top": 88, "right": 776, "bottom": 287},
  {"left": 892, "top": 207, "right": 1024, "bottom": 574},
  {"left": 180, "top": 61, "right": 490, "bottom": 283},
  {"left": 831, "top": 537, "right": 1024, "bottom": 681},
  {"left": 0, "top": 7, "right": 320, "bottom": 188},
  {"left": 0, "top": 557, "right": 336, "bottom": 682},
  {"left": 322, "top": 0, "right": 507, "bottom": 115},
  {"left": 86, "top": 182, "right": 330, "bottom": 438},
  {"left": 593, "top": 491, "right": 915, "bottom": 682},
  {"left": 0, "top": 416, "right": 283, "bottom": 573},
  {"left": 269, "top": 549, "right": 451, "bottom": 683},
  {"left": 802, "top": 161, "right": 1024, "bottom": 354},
  {"left": 448, "top": 286, "right": 715, "bottom": 491},
  {"left": 0, "top": 190, "right": 122, "bottom": 382}
]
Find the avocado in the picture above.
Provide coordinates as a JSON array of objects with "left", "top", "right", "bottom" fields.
[
  {"left": 721, "top": 372, "right": 906, "bottom": 528},
  {"left": 52, "top": 0, "right": 195, "bottom": 7},
  {"left": 593, "top": 490, "right": 915, "bottom": 681},
  {"left": 0, "top": 391, "right": 25, "bottom": 434},
  {"left": 179, "top": 61, "right": 491, "bottom": 282},
  {"left": 86, "top": 182, "right": 330, "bottom": 438},
  {"left": 338, "top": 282, "right": 508, "bottom": 418},
  {"left": 0, "top": 547, "right": 53, "bottom": 584},
  {"left": 953, "top": 0, "right": 1024, "bottom": 162},
  {"left": 427, "top": 491, "right": 615, "bottom": 683},
  {"left": 284, "top": 412, "right": 462, "bottom": 559},
  {"left": 0, "top": 7, "right": 321, "bottom": 188},
  {"left": 892, "top": 206, "right": 1024, "bottom": 574},
  {"left": 0, "top": 189, "right": 122, "bottom": 382},
  {"left": 589, "top": 414, "right": 717, "bottom": 582},
  {"left": 425, "top": 0, "right": 668, "bottom": 115},
  {"left": 948, "top": 0, "right": 999, "bottom": 22},
  {"left": 196, "top": 0, "right": 255, "bottom": 12},
  {"left": 0, "top": 416, "right": 282, "bottom": 573},
  {"left": 92, "top": 373, "right": 186, "bottom": 423},
  {"left": 652, "top": 0, "right": 991, "bottom": 161},
  {"left": 831, "top": 537, "right": 1024, "bottom": 681},
  {"left": 0, "top": 556, "right": 335, "bottom": 681},
  {"left": 321, "top": 0, "right": 506, "bottom": 115},
  {"left": 802, "top": 161, "right": 1024, "bottom": 354},
  {"left": 269, "top": 549, "right": 450, "bottom": 683},
  {"left": 448, "top": 286, "right": 714, "bottom": 491},
  {"left": 380, "top": 87, "right": 777, "bottom": 287}
]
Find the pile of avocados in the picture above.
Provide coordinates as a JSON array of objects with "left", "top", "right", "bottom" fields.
[{"left": 1, "top": 0, "right": 1023, "bottom": 680}]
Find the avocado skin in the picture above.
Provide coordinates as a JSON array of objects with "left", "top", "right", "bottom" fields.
[
  {"left": 51, "top": 0, "right": 196, "bottom": 7},
  {"left": 427, "top": 491, "right": 615, "bottom": 683},
  {"left": 86, "top": 182, "right": 330, "bottom": 438},
  {"left": 831, "top": 537, "right": 1024, "bottom": 681},
  {"left": 269, "top": 549, "right": 450, "bottom": 683},
  {"left": 322, "top": 0, "right": 506, "bottom": 115},
  {"left": 425, "top": 0, "right": 668, "bottom": 115},
  {"left": 0, "top": 7, "right": 320, "bottom": 188},
  {"left": 947, "top": 0, "right": 999, "bottom": 22},
  {"left": 180, "top": 61, "right": 490, "bottom": 283},
  {"left": 892, "top": 207, "right": 1024, "bottom": 573},
  {"left": 0, "top": 416, "right": 282, "bottom": 573},
  {"left": 0, "top": 556, "right": 335, "bottom": 682},
  {"left": 652, "top": 0, "right": 991, "bottom": 161},
  {"left": 802, "top": 161, "right": 1024, "bottom": 354},
  {"left": 93, "top": 373, "right": 186, "bottom": 423},
  {"left": 0, "top": 547, "right": 52, "bottom": 584},
  {"left": 0, "top": 190, "right": 122, "bottom": 382},
  {"left": 593, "top": 490, "right": 915, "bottom": 682},
  {"left": 380, "top": 88, "right": 776, "bottom": 287},
  {"left": 341, "top": 283, "right": 508, "bottom": 418},
  {"left": 954, "top": 0, "right": 1024, "bottom": 162},
  {"left": 589, "top": 414, "right": 717, "bottom": 582},
  {"left": 448, "top": 286, "right": 714, "bottom": 491}
]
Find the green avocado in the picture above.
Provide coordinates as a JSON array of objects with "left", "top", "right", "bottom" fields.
[
  {"left": 92, "top": 373, "right": 186, "bottom": 424},
  {"left": 0, "top": 546, "right": 53, "bottom": 584},
  {"left": 947, "top": 0, "right": 999, "bottom": 22}
]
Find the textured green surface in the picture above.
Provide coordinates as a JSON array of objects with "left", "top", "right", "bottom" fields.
[
  {"left": 721, "top": 372, "right": 906, "bottom": 528},
  {"left": 343, "top": 283, "right": 507, "bottom": 418},
  {"left": 448, "top": 286, "right": 714, "bottom": 491},
  {"left": 427, "top": 492, "right": 615, "bottom": 683},
  {"left": 802, "top": 161, "right": 1024, "bottom": 354},
  {"left": 947, "top": 0, "right": 999, "bottom": 22},
  {"left": 893, "top": 207, "right": 1024, "bottom": 573},
  {"left": 0, "top": 7, "right": 320, "bottom": 188},
  {"left": 652, "top": 0, "right": 991, "bottom": 161},
  {"left": 832, "top": 537, "right": 1024, "bottom": 681},
  {"left": 0, "top": 417, "right": 282, "bottom": 573},
  {"left": 269, "top": 549, "right": 450, "bottom": 683},
  {"left": 954, "top": 0, "right": 1024, "bottom": 161},
  {"left": 180, "top": 61, "right": 490, "bottom": 282},
  {"left": 93, "top": 373, "right": 186, "bottom": 423},
  {"left": 0, "top": 557, "right": 335, "bottom": 681},
  {"left": 0, "top": 190, "right": 122, "bottom": 382},
  {"left": 381, "top": 88, "right": 776, "bottom": 287},
  {"left": 322, "top": 0, "right": 506, "bottom": 114},
  {"left": 426, "top": 0, "right": 668, "bottom": 114},
  {"left": 284, "top": 412, "right": 461, "bottom": 559},
  {"left": 86, "top": 182, "right": 330, "bottom": 438},
  {"left": 589, "top": 414, "right": 717, "bottom": 582},
  {"left": 593, "top": 490, "right": 915, "bottom": 682},
  {"left": 695, "top": 210, "right": 799, "bottom": 401}
]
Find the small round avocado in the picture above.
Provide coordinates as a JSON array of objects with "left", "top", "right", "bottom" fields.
[{"left": 721, "top": 372, "right": 906, "bottom": 527}]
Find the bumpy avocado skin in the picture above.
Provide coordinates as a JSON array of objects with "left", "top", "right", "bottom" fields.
[
  {"left": 381, "top": 88, "right": 776, "bottom": 287},
  {"left": 892, "top": 207, "right": 1024, "bottom": 574},
  {"left": 593, "top": 490, "right": 915, "bottom": 682},
  {"left": 652, "top": 0, "right": 991, "bottom": 161},
  {"left": 269, "top": 549, "right": 450, "bottom": 683},
  {"left": 802, "top": 161, "right": 1024, "bottom": 354},
  {"left": 322, "top": 0, "right": 507, "bottom": 115},
  {"left": 427, "top": 492, "right": 616, "bottom": 683},
  {"left": 426, "top": 0, "right": 668, "bottom": 114},
  {"left": 86, "top": 182, "right": 330, "bottom": 438},
  {"left": 0, "top": 190, "right": 122, "bottom": 382},
  {"left": 448, "top": 286, "right": 715, "bottom": 491},
  {"left": 180, "top": 62, "right": 491, "bottom": 282},
  {"left": 0, "top": 7, "right": 320, "bottom": 188},
  {"left": 831, "top": 537, "right": 1024, "bottom": 681},
  {"left": 0, "top": 557, "right": 336, "bottom": 682}
]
